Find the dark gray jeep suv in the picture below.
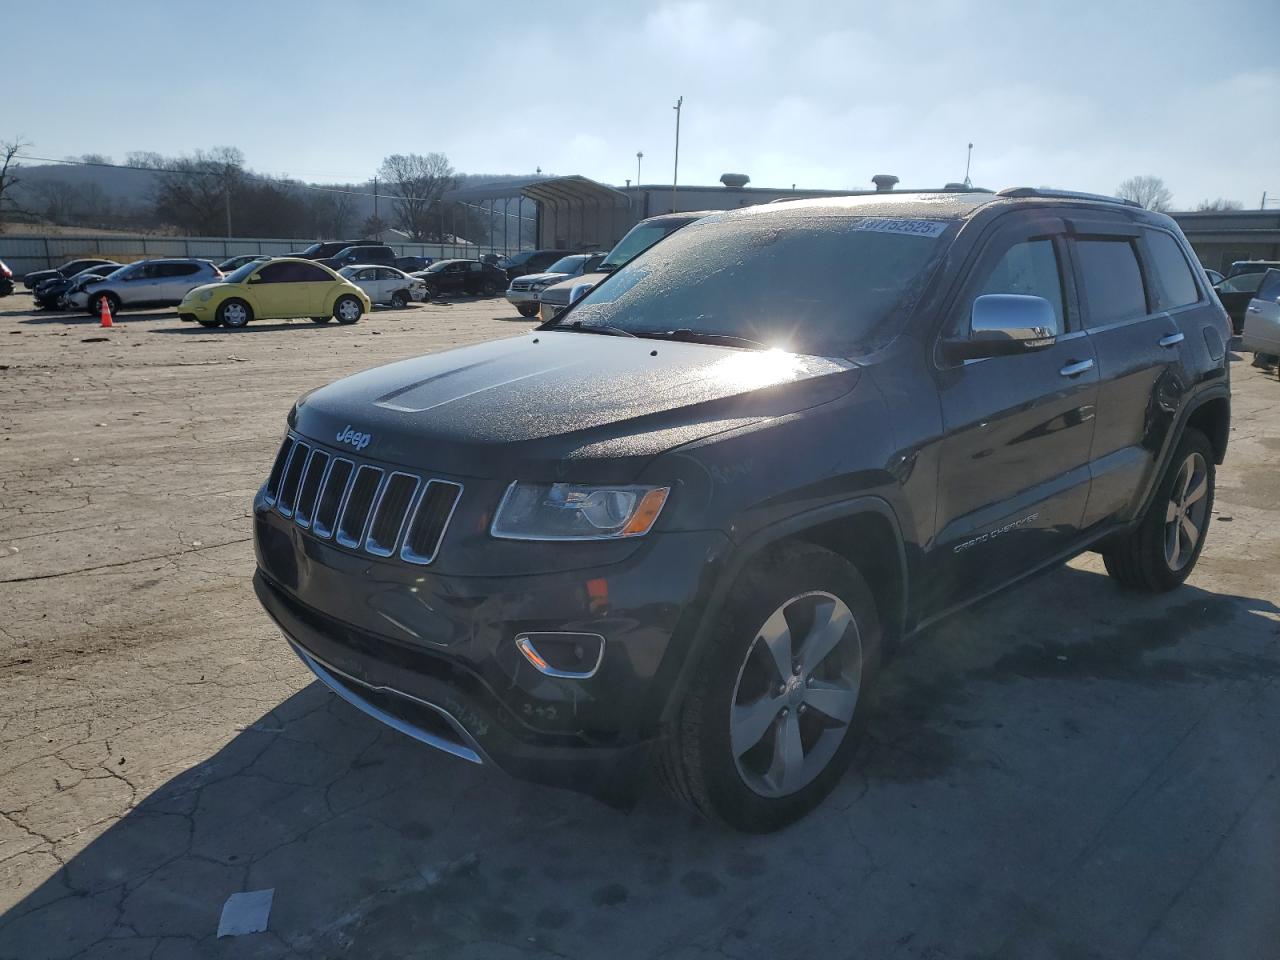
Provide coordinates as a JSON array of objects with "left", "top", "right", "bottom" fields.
[{"left": 253, "top": 188, "right": 1231, "bottom": 832}]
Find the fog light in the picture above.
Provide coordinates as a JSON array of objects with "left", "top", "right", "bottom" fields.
[{"left": 515, "top": 632, "right": 605, "bottom": 679}]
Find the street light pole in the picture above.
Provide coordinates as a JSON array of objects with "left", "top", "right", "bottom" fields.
[
  {"left": 671, "top": 97, "right": 683, "bottom": 213},
  {"left": 636, "top": 150, "right": 643, "bottom": 187},
  {"left": 964, "top": 143, "right": 973, "bottom": 188}
]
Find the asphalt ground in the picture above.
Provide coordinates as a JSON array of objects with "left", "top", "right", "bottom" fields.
[{"left": 1, "top": 290, "right": 1278, "bottom": 959}]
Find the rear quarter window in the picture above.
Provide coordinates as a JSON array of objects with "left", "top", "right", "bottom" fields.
[
  {"left": 1144, "top": 231, "right": 1200, "bottom": 310},
  {"left": 1075, "top": 238, "right": 1148, "bottom": 327}
]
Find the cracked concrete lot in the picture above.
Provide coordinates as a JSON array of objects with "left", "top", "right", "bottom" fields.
[{"left": 1, "top": 291, "right": 1278, "bottom": 960}]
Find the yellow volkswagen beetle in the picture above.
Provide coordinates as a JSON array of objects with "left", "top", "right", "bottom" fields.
[{"left": 178, "top": 257, "right": 371, "bottom": 329}]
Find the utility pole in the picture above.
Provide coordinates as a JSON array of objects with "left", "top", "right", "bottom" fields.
[
  {"left": 224, "top": 161, "right": 233, "bottom": 236},
  {"left": 964, "top": 142, "right": 973, "bottom": 188},
  {"left": 671, "top": 97, "right": 683, "bottom": 213}
]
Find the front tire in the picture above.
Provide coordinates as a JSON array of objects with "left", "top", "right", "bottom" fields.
[
  {"left": 333, "top": 295, "right": 363, "bottom": 325},
  {"left": 310, "top": 316, "right": 332, "bottom": 324},
  {"left": 390, "top": 290, "right": 409, "bottom": 309},
  {"left": 217, "top": 298, "right": 252, "bottom": 329},
  {"left": 90, "top": 292, "right": 120, "bottom": 318},
  {"left": 1102, "top": 428, "right": 1215, "bottom": 591},
  {"left": 196, "top": 317, "right": 222, "bottom": 328},
  {"left": 480, "top": 279, "right": 498, "bottom": 296},
  {"left": 516, "top": 303, "right": 540, "bottom": 317},
  {"left": 656, "top": 543, "right": 881, "bottom": 832}
]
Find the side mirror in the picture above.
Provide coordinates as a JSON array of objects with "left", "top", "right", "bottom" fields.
[
  {"left": 569, "top": 282, "right": 594, "bottom": 305},
  {"left": 945, "top": 294, "right": 1058, "bottom": 361}
]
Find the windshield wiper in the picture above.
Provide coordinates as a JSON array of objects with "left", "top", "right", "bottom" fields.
[
  {"left": 637, "top": 328, "right": 768, "bottom": 349},
  {"left": 552, "top": 320, "right": 637, "bottom": 338}
]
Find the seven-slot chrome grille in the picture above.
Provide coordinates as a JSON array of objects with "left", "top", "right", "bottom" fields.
[{"left": 263, "top": 434, "right": 461, "bottom": 565}]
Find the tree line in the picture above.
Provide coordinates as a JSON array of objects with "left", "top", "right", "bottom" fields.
[{"left": 0, "top": 140, "right": 534, "bottom": 245}]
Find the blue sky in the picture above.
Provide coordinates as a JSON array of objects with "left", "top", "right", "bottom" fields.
[{"left": 6, "top": 0, "right": 1278, "bottom": 208}]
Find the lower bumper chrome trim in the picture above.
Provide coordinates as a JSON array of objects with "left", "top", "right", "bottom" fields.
[{"left": 287, "top": 640, "right": 488, "bottom": 765}]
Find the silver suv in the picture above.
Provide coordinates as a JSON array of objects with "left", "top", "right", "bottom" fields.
[{"left": 73, "top": 259, "right": 223, "bottom": 317}]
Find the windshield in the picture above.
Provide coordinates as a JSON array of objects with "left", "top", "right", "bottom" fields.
[
  {"left": 295, "top": 243, "right": 323, "bottom": 257},
  {"left": 599, "top": 221, "right": 694, "bottom": 270},
  {"left": 544, "top": 255, "right": 587, "bottom": 274},
  {"left": 223, "top": 262, "right": 262, "bottom": 284},
  {"left": 425, "top": 260, "right": 459, "bottom": 273},
  {"left": 550, "top": 214, "right": 952, "bottom": 355}
]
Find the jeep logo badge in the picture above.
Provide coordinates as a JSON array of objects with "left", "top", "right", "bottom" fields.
[{"left": 335, "top": 425, "right": 372, "bottom": 451}]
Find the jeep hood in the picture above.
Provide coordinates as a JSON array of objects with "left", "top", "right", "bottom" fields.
[{"left": 292, "top": 331, "right": 860, "bottom": 480}]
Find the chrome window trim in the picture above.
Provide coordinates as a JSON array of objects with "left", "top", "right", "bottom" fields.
[
  {"left": 364, "top": 471, "right": 421, "bottom": 557},
  {"left": 400, "top": 480, "right": 464, "bottom": 566}
]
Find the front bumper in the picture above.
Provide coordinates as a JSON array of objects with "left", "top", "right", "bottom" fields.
[
  {"left": 505, "top": 289, "right": 540, "bottom": 306},
  {"left": 253, "top": 501, "right": 731, "bottom": 800},
  {"left": 177, "top": 297, "right": 216, "bottom": 322},
  {"left": 257, "top": 569, "right": 676, "bottom": 803}
]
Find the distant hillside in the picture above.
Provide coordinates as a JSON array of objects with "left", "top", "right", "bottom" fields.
[{"left": 5, "top": 162, "right": 545, "bottom": 241}]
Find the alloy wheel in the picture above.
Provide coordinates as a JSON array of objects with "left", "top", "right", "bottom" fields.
[
  {"left": 729, "top": 591, "right": 862, "bottom": 798},
  {"left": 1165, "top": 451, "right": 1209, "bottom": 571}
]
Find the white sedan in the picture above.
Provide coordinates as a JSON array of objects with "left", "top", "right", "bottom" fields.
[{"left": 338, "top": 265, "right": 427, "bottom": 307}]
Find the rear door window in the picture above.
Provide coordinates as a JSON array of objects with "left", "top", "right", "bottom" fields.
[
  {"left": 1075, "top": 238, "right": 1149, "bottom": 327},
  {"left": 1144, "top": 231, "right": 1200, "bottom": 310}
]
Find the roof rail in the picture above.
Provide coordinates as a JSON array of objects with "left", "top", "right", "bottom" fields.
[
  {"left": 997, "top": 187, "right": 1141, "bottom": 208},
  {"left": 766, "top": 186, "right": 995, "bottom": 204}
]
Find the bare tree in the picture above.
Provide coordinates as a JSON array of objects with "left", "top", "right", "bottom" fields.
[
  {"left": 0, "top": 138, "right": 32, "bottom": 233},
  {"left": 1195, "top": 197, "right": 1243, "bottom": 211},
  {"left": 150, "top": 146, "right": 245, "bottom": 235},
  {"left": 1116, "top": 175, "right": 1173, "bottom": 211},
  {"left": 361, "top": 213, "right": 390, "bottom": 239},
  {"left": 377, "top": 153, "right": 456, "bottom": 241}
]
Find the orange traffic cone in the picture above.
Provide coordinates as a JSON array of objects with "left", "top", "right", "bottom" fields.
[{"left": 98, "top": 296, "right": 113, "bottom": 328}]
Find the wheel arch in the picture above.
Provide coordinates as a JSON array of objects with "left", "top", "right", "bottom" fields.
[
  {"left": 659, "top": 497, "right": 909, "bottom": 726},
  {"left": 1184, "top": 394, "right": 1229, "bottom": 465}
]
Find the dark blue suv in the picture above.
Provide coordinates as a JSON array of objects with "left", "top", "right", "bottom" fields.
[{"left": 253, "top": 188, "right": 1231, "bottom": 831}]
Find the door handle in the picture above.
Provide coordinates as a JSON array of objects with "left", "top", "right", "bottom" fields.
[
  {"left": 1158, "top": 332, "right": 1185, "bottom": 347},
  {"left": 1247, "top": 305, "right": 1261, "bottom": 313},
  {"left": 1059, "top": 358, "right": 1094, "bottom": 378}
]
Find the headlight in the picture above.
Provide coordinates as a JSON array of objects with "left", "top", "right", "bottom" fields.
[
  {"left": 197, "top": 288, "right": 215, "bottom": 302},
  {"left": 491, "top": 482, "right": 670, "bottom": 541}
]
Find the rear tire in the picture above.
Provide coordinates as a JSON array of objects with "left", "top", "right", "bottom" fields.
[
  {"left": 516, "top": 303, "right": 540, "bottom": 317},
  {"left": 334, "top": 295, "right": 363, "bottom": 325},
  {"left": 1101, "top": 428, "right": 1215, "bottom": 592},
  {"left": 655, "top": 542, "right": 881, "bottom": 832},
  {"left": 217, "top": 298, "right": 252, "bottom": 329}
]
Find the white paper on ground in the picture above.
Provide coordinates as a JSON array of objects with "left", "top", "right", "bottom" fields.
[{"left": 217, "top": 888, "right": 275, "bottom": 938}]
